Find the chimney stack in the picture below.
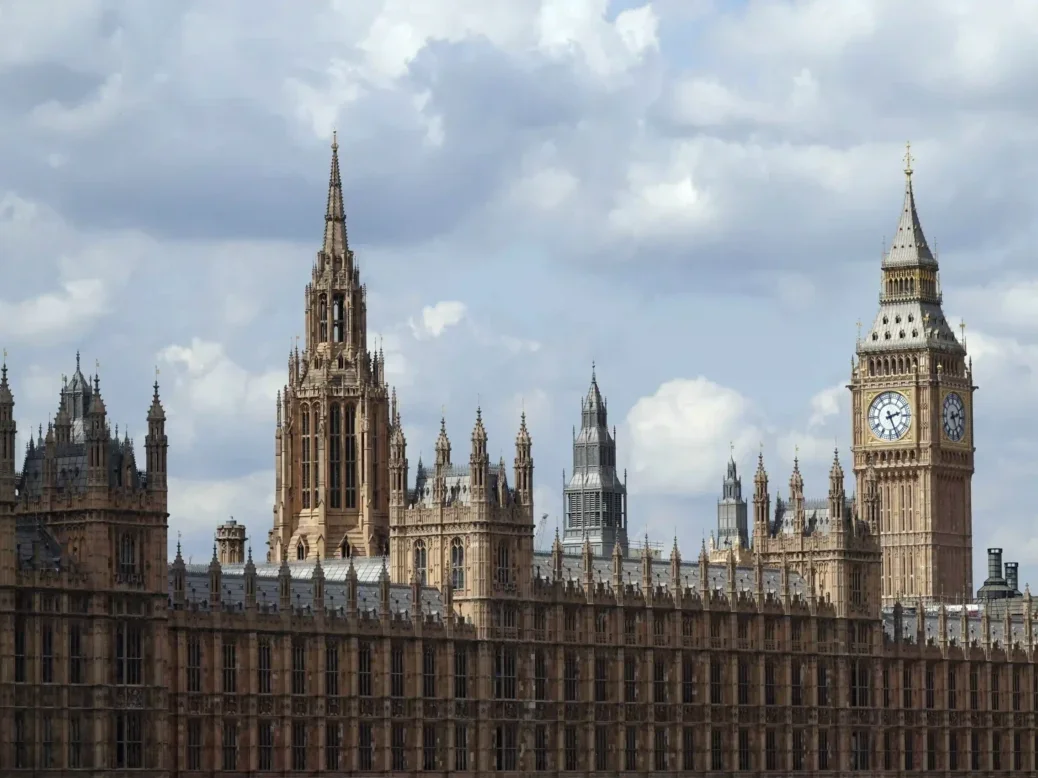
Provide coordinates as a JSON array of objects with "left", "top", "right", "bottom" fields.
[
  {"left": 987, "top": 548, "right": 1004, "bottom": 583},
  {"left": 1005, "top": 562, "right": 1020, "bottom": 596}
]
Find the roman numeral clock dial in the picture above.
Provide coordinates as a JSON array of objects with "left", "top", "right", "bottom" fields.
[
  {"left": 868, "top": 391, "right": 912, "bottom": 442},
  {"left": 942, "top": 391, "right": 966, "bottom": 442}
]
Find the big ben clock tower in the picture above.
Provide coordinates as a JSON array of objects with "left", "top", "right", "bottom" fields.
[{"left": 850, "top": 145, "right": 974, "bottom": 605}]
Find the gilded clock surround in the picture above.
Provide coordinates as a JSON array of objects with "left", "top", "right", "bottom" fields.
[{"left": 863, "top": 387, "right": 918, "bottom": 447}]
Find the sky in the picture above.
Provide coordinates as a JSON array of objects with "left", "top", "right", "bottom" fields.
[{"left": 3, "top": 0, "right": 1038, "bottom": 589}]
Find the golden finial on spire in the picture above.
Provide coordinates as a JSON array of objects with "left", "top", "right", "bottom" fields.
[
  {"left": 904, "top": 141, "right": 914, "bottom": 177},
  {"left": 730, "top": 440, "right": 735, "bottom": 457},
  {"left": 332, "top": 129, "right": 338, "bottom": 149},
  {"left": 95, "top": 358, "right": 101, "bottom": 372},
  {"left": 959, "top": 320, "right": 966, "bottom": 340},
  {"left": 856, "top": 319, "right": 862, "bottom": 342}
]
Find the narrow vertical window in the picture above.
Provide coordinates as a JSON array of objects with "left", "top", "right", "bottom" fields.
[
  {"left": 115, "top": 621, "right": 143, "bottom": 686},
  {"left": 391, "top": 643, "right": 405, "bottom": 697},
  {"left": 325, "top": 638, "right": 340, "bottom": 697},
  {"left": 329, "top": 403, "right": 342, "bottom": 509},
  {"left": 451, "top": 538, "right": 465, "bottom": 590},
  {"left": 413, "top": 539, "right": 427, "bottom": 585},
  {"left": 258, "top": 638, "right": 272, "bottom": 695},
  {"left": 332, "top": 294, "right": 344, "bottom": 342},
  {"left": 187, "top": 719, "right": 202, "bottom": 770},
  {"left": 222, "top": 639, "right": 237, "bottom": 694},
  {"left": 292, "top": 638, "right": 306, "bottom": 695},
  {"left": 318, "top": 295, "right": 328, "bottom": 342},
  {"left": 358, "top": 641, "right": 373, "bottom": 697},
  {"left": 69, "top": 624, "right": 86, "bottom": 684},
  {"left": 41, "top": 624, "right": 54, "bottom": 683},
  {"left": 454, "top": 646, "right": 469, "bottom": 699},
  {"left": 344, "top": 403, "right": 357, "bottom": 509},
  {"left": 301, "top": 407, "right": 311, "bottom": 509},
  {"left": 187, "top": 635, "right": 202, "bottom": 692}
]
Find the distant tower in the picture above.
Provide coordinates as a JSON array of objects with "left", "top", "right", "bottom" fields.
[
  {"left": 716, "top": 449, "right": 748, "bottom": 550},
  {"left": 216, "top": 518, "right": 247, "bottom": 565},
  {"left": 563, "top": 366, "right": 627, "bottom": 557}
]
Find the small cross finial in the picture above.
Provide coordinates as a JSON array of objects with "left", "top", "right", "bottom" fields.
[
  {"left": 856, "top": 319, "right": 862, "bottom": 341},
  {"left": 95, "top": 358, "right": 100, "bottom": 372},
  {"left": 729, "top": 441, "right": 734, "bottom": 457},
  {"left": 904, "top": 141, "right": 914, "bottom": 177},
  {"left": 959, "top": 320, "right": 966, "bottom": 341},
  {"left": 332, "top": 129, "right": 338, "bottom": 149}
]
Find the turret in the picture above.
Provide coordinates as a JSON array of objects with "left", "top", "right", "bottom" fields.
[
  {"left": 640, "top": 535, "right": 652, "bottom": 595},
  {"left": 244, "top": 547, "right": 257, "bottom": 610},
  {"left": 789, "top": 455, "right": 805, "bottom": 535},
  {"left": 146, "top": 377, "right": 168, "bottom": 494},
  {"left": 670, "top": 536, "right": 681, "bottom": 589},
  {"left": 85, "top": 374, "right": 108, "bottom": 490},
  {"left": 582, "top": 536, "right": 594, "bottom": 588},
  {"left": 278, "top": 551, "right": 292, "bottom": 611},
  {"left": 612, "top": 539, "right": 624, "bottom": 592},
  {"left": 388, "top": 397, "right": 407, "bottom": 508},
  {"left": 469, "top": 408, "right": 489, "bottom": 504},
  {"left": 433, "top": 417, "right": 450, "bottom": 505},
  {"left": 514, "top": 412, "right": 533, "bottom": 507},
  {"left": 312, "top": 554, "right": 325, "bottom": 611},
  {"left": 0, "top": 355, "right": 17, "bottom": 507},
  {"left": 379, "top": 559, "right": 391, "bottom": 618},
  {"left": 172, "top": 538, "right": 186, "bottom": 607},
  {"left": 551, "top": 528, "right": 564, "bottom": 582},
  {"left": 752, "top": 451, "right": 769, "bottom": 548},
  {"left": 828, "top": 449, "right": 846, "bottom": 532},
  {"left": 208, "top": 545, "right": 222, "bottom": 607}
]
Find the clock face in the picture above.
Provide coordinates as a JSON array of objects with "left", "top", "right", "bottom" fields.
[
  {"left": 942, "top": 392, "right": 966, "bottom": 442},
  {"left": 868, "top": 391, "right": 912, "bottom": 442}
]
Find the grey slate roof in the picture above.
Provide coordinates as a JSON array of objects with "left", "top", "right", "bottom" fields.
[
  {"left": 177, "top": 557, "right": 445, "bottom": 618},
  {"left": 771, "top": 496, "right": 855, "bottom": 536},
  {"left": 410, "top": 463, "right": 512, "bottom": 508}
]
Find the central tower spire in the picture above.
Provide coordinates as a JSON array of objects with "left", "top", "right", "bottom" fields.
[
  {"left": 269, "top": 136, "right": 391, "bottom": 563},
  {"left": 323, "top": 130, "right": 349, "bottom": 259}
]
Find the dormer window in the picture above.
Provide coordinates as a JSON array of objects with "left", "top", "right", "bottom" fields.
[{"left": 297, "top": 542, "right": 306, "bottom": 560}]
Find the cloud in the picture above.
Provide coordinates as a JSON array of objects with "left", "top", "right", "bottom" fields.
[
  {"left": 807, "top": 383, "right": 847, "bottom": 429},
  {"left": 158, "top": 338, "right": 281, "bottom": 447},
  {"left": 409, "top": 300, "right": 467, "bottom": 339},
  {"left": 625, "top": 377, "right": 763, "bottom": 496},
  {"left": 168, "top": 469, "right": 274, "bottom": 557}
]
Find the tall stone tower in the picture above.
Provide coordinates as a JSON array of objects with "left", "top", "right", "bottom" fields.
[
  {"left": 850, "top": 147, "right": 974, "bottom": 605},
  {"left": 716, "top": 451, "right": 748, "bottom": 551},
  {"left": 563, "top": 367, "right": 628, "bottom": 556},
  {"left": 268, "top": 135, "right": 391, "bottom": 562}
]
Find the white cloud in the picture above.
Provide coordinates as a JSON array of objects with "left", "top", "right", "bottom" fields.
[
  {"left": 158, "top": 338, "right": 281, "bottom": 447},
  {"left": 608, "top": 165, "right": 716, "bottom": 240},
  {"left": 167, "top": 469, "right": 274, "bottom": 557},
  {"left": 807, "top": 383, "right": 847, "bottom": 428},
  {"left": 30, "top": 72, "right": 129, "bottom": 135},
  {"left": 409, "top": 301, "right": 467, "bottom": 339},
  {"left": 369, "top": 330, "right": 411, "bottom": 386},
  {"left": 625, "top": 377, "right": 762, "bottom": 495}
]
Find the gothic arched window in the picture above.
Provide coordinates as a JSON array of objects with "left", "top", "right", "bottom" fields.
[
  {"left": 329, "top": 404, "right": 342, "bottom": 509},
  {"left": 297, "top": 542, "right": 306, "bottom": 561},
  {"left": 332, "top": 294, "right": 345, "bottom": 342},
  {"left": 344, "top": 404, "right": 357, "bottom": 509},
  {"left": 301, "top": 406, "right": 311, "bottom": 509},
  {"left": 319, "top": 295, "right": 328, "bottom": 342},
  {"left": 413, "top": 540, "right": 427, "bottom": 586},
  {"left": 451, "top": 538, "right": 465, "bottom": 591},
  {"left": 496, "top": 542, "right": 510, "bottom": 585},
  {"left": 340, "top": 539, "right": 351, "bottom": 559}
]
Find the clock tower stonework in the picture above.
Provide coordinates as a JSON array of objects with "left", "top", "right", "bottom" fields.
[{"left": 850, "top": 148, "right": 975, "bottom": 606}]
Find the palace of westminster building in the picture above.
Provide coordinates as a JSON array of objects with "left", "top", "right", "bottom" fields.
[{"left": 2, "top": 139, "right": 1037, "bottom": 777}]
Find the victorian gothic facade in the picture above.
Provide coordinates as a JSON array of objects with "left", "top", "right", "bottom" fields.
[{"left": 2, "top": 141, "right": 1036, "bottom": 777}]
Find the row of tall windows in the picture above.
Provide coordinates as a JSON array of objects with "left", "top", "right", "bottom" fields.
[{"left": 301, "top": 402, "right": 358, "bottom": 510}]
